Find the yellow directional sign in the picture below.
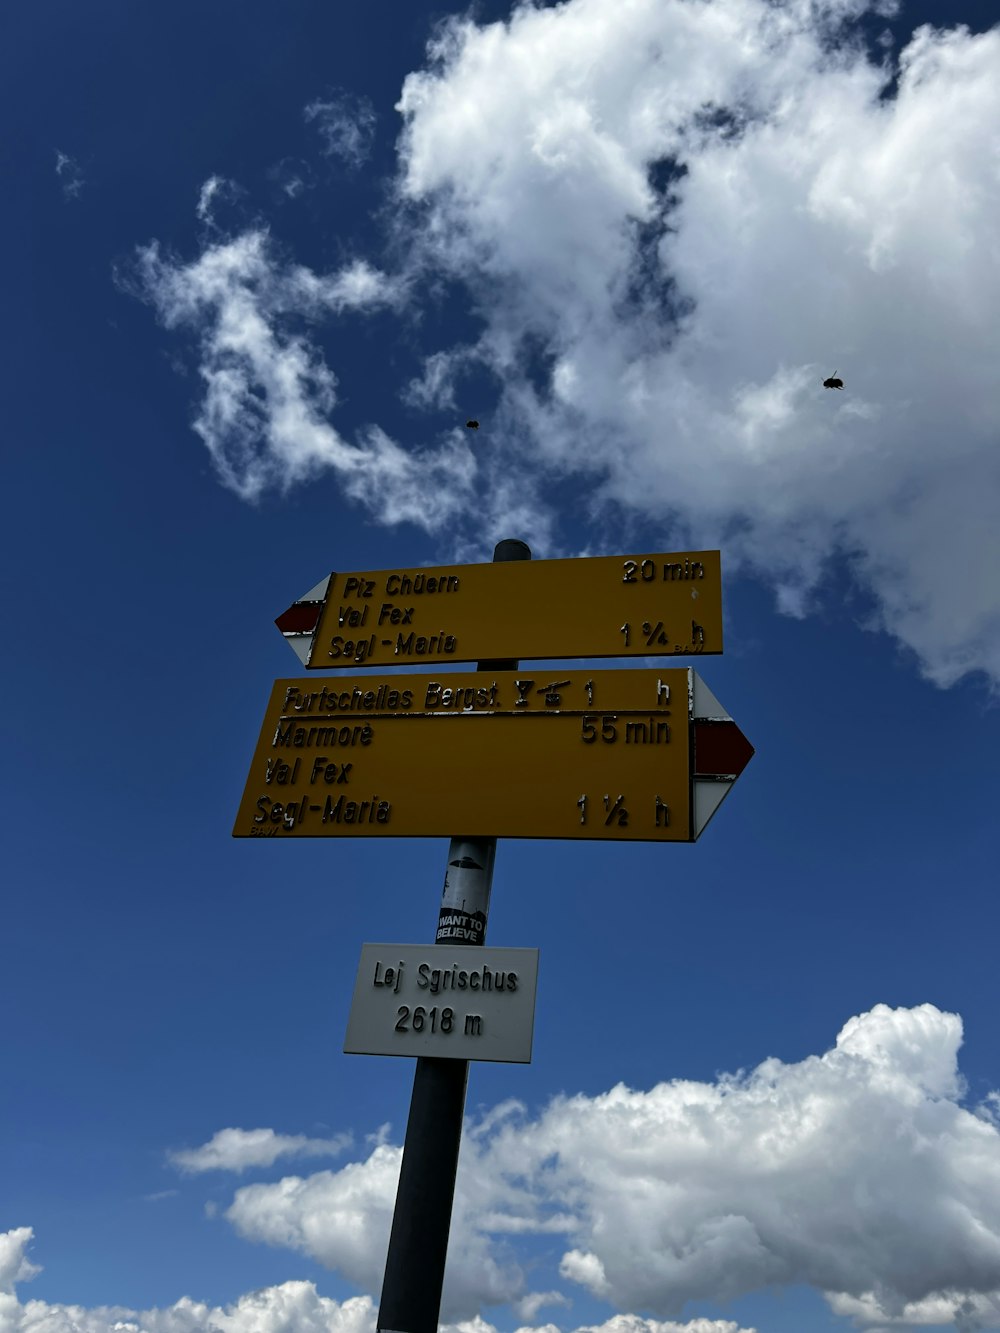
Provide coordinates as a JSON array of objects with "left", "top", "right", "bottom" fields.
[
  {"left": 275, "top": 551, "right": 722, "bottom": 669},
  {"left": 233, "top": 668, "right": 753, "bottom": 844}
]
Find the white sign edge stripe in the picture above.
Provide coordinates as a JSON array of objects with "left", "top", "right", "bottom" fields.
[
  {"left": 692, "top": 670, "right": 731, "bottom": 721},
  {"left": 693, "top": 778, "right": 734, "bottom": 838},
  {"left": 299, "top": 575, "right": 332, "bottom": 604},
  {"left": 285, "top": 637, "right": 312, "bottom": 666}
]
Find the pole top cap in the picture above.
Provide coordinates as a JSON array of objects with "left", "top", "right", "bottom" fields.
[{"left": 493, "top": 539, "right": 532, "bottom": 563}]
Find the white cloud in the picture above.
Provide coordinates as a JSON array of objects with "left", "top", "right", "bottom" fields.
[
  {"left": 196, "top": 175, "right": 246, "bottom": 230},
  {"left": 219, "top": 1004, "right": 1000, "bottom": 1330},
  {"left": 54, "top": 150, "right": 84, "bottom": 199},
  {"left": 827, "top": 1288, "right": 1000, "bottom": 1330},
  {"left": 0, "top": 1230, "right": 753, "bottom": 1333},
  {"left": 25, "top": 1023, "right": 1000, "bottom": 1333},
  {"left": 123, "top": 225, "right": 478, "bottom": 519},
  {"left": 0, "top": 1227, "right": 376, "bottom": 1333},
  {"left": 196, "top": 175, "right": 224, "bottom": 223},
  {"left": 443, "top": 1321, "right": 756, "bottom": 1333},
  {"left": 400, "top": 345, "right": 473, "bottom": 412},
  {"left": 364, "top": 1122, "right": 392, "bottom": 1148},
  {"left": 514, "top": 1291, "right": 572, "bottom": 1322},
  {"left": 223, "top": 1147, "right": 402, "bottom": 1302},
  {"left": 0, "top": 1228, "right": 40, "bottom": 1290},
  {"left": 560, "top": 1253, "right": 610, "bottom": 1299},
  {"left": 304, "top": 91, "right": 377, "bottom": 168},
  {"left": 572, "top": 1323, "right": 755, "bottom": 1333},
  {"left": 167, "top": 1126, "right": 352, "bottom": 1174},
  {"left": 371, "top": 0, "right": 1000, "bottom": 689}
]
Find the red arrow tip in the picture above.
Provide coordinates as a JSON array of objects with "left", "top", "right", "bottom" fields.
[
  {"left": 275, "top": 603, "right": 322, "bottom": 635},
  {"left": 693, "top": 721, "right": 754, "bottom": 778}
]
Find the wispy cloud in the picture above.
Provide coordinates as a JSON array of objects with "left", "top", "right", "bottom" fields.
[
  {"left": 167, "top": 1126, "right": 352, "bottom": 1174},
  {"left": 54, "top": 150, "right": 84, "bottom": 199},
  {"left": 267, "top": 156, "right": 315, "bottom": 200},
  {"left": 304, "top": 89, "right": 377, "bottom": 168},
  {"left": 195, "top": 174, "right": 245, "bottom": 230},
  {"left": 121, "top": 221, "right": 479, "bottom": 525}
]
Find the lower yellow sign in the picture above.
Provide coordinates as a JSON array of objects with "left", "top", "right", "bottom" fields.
[{"left": 234, "top": 668, "right": 706, "bottom": 842}]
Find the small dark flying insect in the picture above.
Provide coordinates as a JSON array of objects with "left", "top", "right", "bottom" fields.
[
  {"left": 466, "top": 419, "right": 479, "bottom": 429},
  {"left": 823, "top": 371, "right": 844, "bottom": 389}
]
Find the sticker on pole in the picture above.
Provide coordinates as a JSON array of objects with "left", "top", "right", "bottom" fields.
[{"left": 344, "top": 943, "right": 539, "bottom": 1063}]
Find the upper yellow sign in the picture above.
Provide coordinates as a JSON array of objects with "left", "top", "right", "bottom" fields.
[{"left": 275, "top": 551, "right": 722, "bottom": 668}]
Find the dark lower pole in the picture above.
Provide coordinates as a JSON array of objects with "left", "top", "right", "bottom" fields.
[{"left": 376, "top": 538, "right": 531, "bottom": 1333}]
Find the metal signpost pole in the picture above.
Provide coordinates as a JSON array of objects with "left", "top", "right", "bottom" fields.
[
  {"left": 376, "top": 539, "right": 531, "bottom": 1333},
  {"left": 242, "top": 540, "right": 750, "bottom": 1319}
]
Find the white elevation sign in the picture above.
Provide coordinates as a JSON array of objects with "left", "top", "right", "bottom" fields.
[{"left": 344, "top": 943, "right": 539, "bottom": 1063}]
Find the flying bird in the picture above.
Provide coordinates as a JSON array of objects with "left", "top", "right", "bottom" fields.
[
  {"left": 465, "top": 420, "right": 479, "bottom": 429},
  {"left": 823, "top": 372, "right": 844, "bottom": 389}
]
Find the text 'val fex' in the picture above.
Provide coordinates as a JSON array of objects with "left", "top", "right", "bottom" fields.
[{"left": 233, "top": 665, "right": 754, "bottom": 844}]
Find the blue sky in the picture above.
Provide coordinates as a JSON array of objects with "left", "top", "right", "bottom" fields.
[{"left": 5, "top": 0, "right": 1000, "bottom": 1331}]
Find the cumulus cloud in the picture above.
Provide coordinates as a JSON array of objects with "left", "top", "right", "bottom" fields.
[
  {"left": 372, "top": 0, "right": 1000, "bottom": 689},
  {"left": 219, "top": 1005, "right": 1000, "bottom": 1330},
  {"left": 0, "top": 1228, "right": 40, "bottom": 1290},
  {"left": 304, "top": 91, "right": 377, "bottom": 168},
  {"left": 224, "top": 1146, "right": 402, "bottom": 1304},
  {"left": 0, "top": 1228, "right": 377, "bottom": 1333},
  {"left": 571, "top": 1323, "right": 754, "bottom": 1333},
  {"left": 54, "top": 150, "right": 84, "bottom": 199},
  {"left": 0, "top": 1229, "right": 755, "bottom": 1333},
  {"left": 828, "top": 1288, "right": 1000, "bottom": 1330},
  {"left": 18, "top": 1010, "right": 1000, "bottom": 1333},
  {"left": 514, "top": 1290, "right": 572, "bottom": 1322},
  {"left": 167, "top": 1126, "right": 352, "bottom": 1174}
]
